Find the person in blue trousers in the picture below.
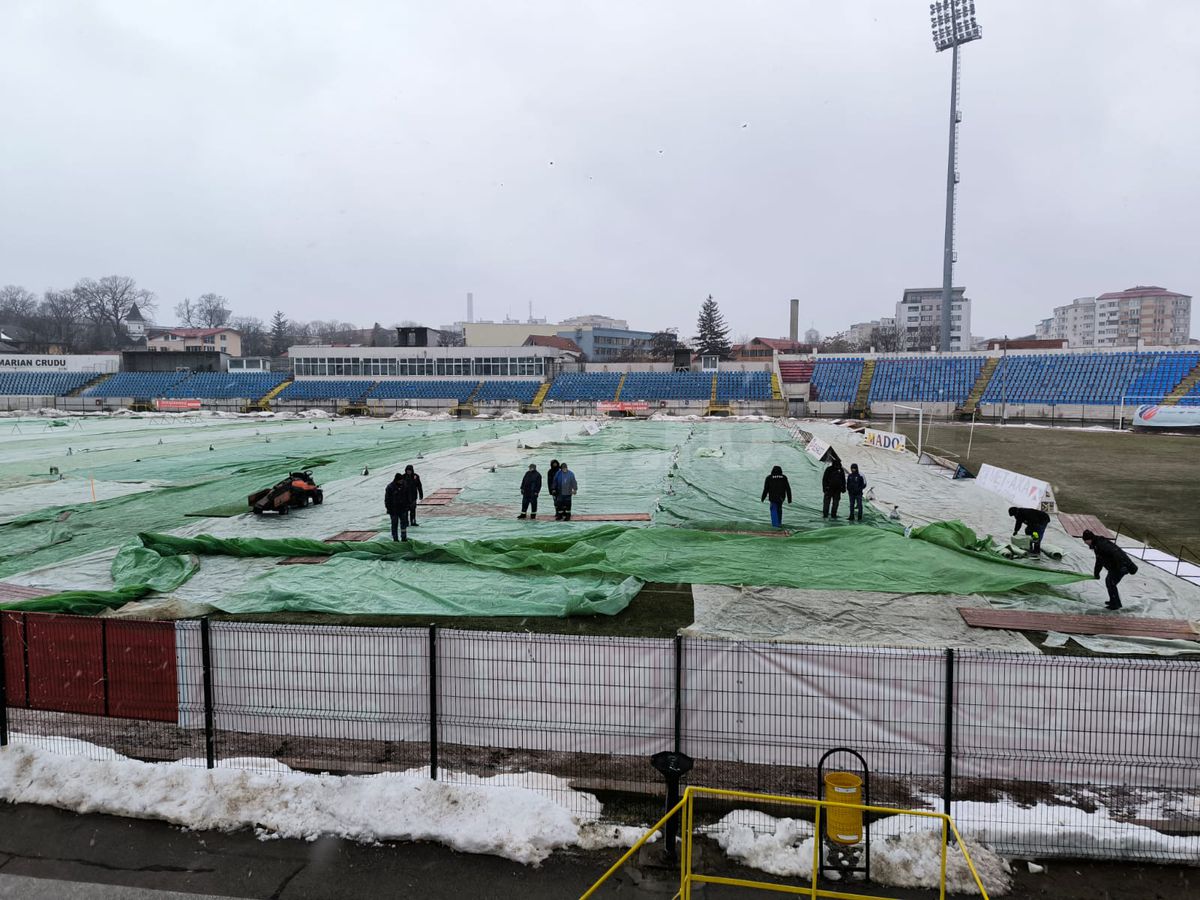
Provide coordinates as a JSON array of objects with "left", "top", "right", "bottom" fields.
[{"left": 760, "top": 465, "right": 792, "bottom": 528}]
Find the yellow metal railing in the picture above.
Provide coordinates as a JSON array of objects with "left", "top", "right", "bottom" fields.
[{"left": 580, "top": 785, "right": 990, "bottom": 900}]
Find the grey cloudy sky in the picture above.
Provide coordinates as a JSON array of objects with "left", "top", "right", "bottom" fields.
[{"left": 2, "top": 0, "right": 1197, "bottom": 341}]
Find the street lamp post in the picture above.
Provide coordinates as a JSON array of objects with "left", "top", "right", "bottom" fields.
[{"left": 930, "top": 1, "right": 983, "bottom": 353}]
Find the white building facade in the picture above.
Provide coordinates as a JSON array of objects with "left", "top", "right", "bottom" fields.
[{"left": 895, "top": 288, "right": 971, "bottom": 351}]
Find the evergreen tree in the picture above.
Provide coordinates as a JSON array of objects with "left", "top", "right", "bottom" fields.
[
  {"left": 694, "top": 295, "right": 731, "bottom": 358},
  {"left": 270, "top": 311, "right": 290, "bottom": 356}
]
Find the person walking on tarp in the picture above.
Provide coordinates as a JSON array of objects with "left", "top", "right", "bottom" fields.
[
  {"left": 1009, "top": 506, "right": 1050, "bottom": 557},
  {"left": 760, "top": 465, "right": 792, "bottom": 529},
  {"left": 519, "top": 463, "right": 542, "bottom": 519},
  {"left": 1082, "top": 529, "right": 1138, "bottom": 610},
  {"left": 822, "top": 459, "right": 846, "bottom": 519},
  {"left": 554, "top": 462, "right": 578, "bottom": 521},
  {"left": 846, "top": 464, "right": 866, "bottom": 521},
  {"left": 384, "top": 473, "right": 413, "bottom": 542},
  {"left": 403, "top": 464, "right": 424, "bottom": 527}
]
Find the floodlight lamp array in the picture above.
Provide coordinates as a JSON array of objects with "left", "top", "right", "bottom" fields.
[{"left": 929, "top": 0, "right": 982, "bottom": 52}]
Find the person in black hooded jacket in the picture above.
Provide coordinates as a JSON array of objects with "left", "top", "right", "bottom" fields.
[
  {"left": 821, "top": 460, "right": 846, "bottom": 519},
  {"left": 384, "top": 473, "right": 413, "bottom": 542},
  {"left": 1082, "top": 529, "right": 1138, "bottom": 610},
  {"left": 760, "top": 465, "right": 792, "bottom": 528},
  {"left": 1009, "top": 506, "right": 1051, "bottom": 557}
]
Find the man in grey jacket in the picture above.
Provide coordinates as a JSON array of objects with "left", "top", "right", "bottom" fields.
[{"left": 554, "top": 462, "right": 578, "bottom": 521}]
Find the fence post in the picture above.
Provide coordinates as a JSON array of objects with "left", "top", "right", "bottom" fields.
[
  {"left": 100, "top": 619, "right": 110, "bottom": 717},
  {"left": 673, "top": 634, "right": 683, "bottom": 754},
  {"left": 429, "top": 625, "right": 439, "bottom": 781},
  {"left": 199, "top": 617, "right": 216, "bottom": 770},
  {"left": 0, "top": 614, "right": 8, "bottom": 747},
  {"left": 943, "top": 648, "right": 955, "bottom": 818}
]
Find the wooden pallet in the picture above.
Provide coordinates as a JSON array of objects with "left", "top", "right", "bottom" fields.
[
  {"left": 418, "top": 488, "right": 463, "bottom": 507},
  {"left": 566, "top": 513, "right": 652, "bottom": 522},
  {"left": 958, "top": 607, "right": 1199, "bottom": 641},
  {"left": 323, "top": 530, "right": 379, "bottom": 543},
  {"left": 712, "top": 529, "right": 790, "bottom": 538},
  {"left": 277, "top": 556, "right": 330, "bottom": 566},
  {"left": 0, "top": 582, "right": 54, "bottom": 602},
  {"left": 1057, "top": 514, "right": 1114, "bottom": 539}
]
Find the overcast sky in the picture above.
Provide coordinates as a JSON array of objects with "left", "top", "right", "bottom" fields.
[{"left": 2, "top": 1, "right": 1197, "bottom": 340}]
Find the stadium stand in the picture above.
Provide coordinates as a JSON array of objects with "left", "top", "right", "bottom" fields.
[
  {"left": 1180, "top": 383, "right": 1200, "bottom": 407},
  {"left": 620, "top": 372, "right": 712, "bottom": 400},
  {"left": 367, "top": 380, "right": 478, "bottom": 401},
  {"left": 980, "top": 352, "right": 1190, "bottom": 406},
  {"left": 0, "top": 372, "right": 98, "bottom": 396},
  {"left": 83, "top": 372, "right": 190, "bottom": 398},
  {"left": 1124, "top": 351, "right": 1200, "bottom": 403},
  {"left": 276, "top": 380, "right": 375, "bottom": 402},
  {"left": 164, "top": 372, "right": 289, "bottom": 400},
  {"left": 474, "top": 380, "right": 542, "bottom": 403},
  {"left": 810, "top": 358, "right": 864, "bottom": 403},
  {"left": 778, "top": 360, "right": 813, "bottom": 384},
  {"left": 543, "top": 373, "right": 621, "bottom": 401},
  {"left": 715, "top": 371, "right": 772, "bottom": 401},
  {"left": 868, "top": 357, "right": 986, "bottom": 404}
]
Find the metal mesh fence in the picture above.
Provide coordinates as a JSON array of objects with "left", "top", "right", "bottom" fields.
[{"left": 2, "top": 611, "right": 1198, "bottom": 862}]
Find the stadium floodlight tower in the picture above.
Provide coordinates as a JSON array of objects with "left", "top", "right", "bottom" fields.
[{"left": 930, "top": 0, "right": 982, "bottom": 352}]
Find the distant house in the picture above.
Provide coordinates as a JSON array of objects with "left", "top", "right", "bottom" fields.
[
  {"left": 732, "top": 337, "right": 815, "bottom": 359},
  {"left": 124, "top": 304, "right": 148, "bottom": 342},
  {"left": 523, "top": 334, "right": 584, "bottom": 356},
  {"left": 147, "top": 327, "right": 242, "bottom": 356}
]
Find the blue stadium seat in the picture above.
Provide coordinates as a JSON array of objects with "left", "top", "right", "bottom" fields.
[
  {"left": 276, "top": 380, "right": 375, "bottom": 402},
  {"left": 474, "top": 380, "right": 541, "bottom": 403},
  {"left": 867, "top": 357, "right": 985, "bottom": 404},
  {"left": 0, "top": 371, "right": 98, "bottom": 396},
  {"left": 620, "top": 373, "right": 713, "bottom": 401},
  {"left": 84, "top": 372, "right": 190, "bottom": 398},
  {"left": 981, "top": 352, "right": 1199, "bottom": 406},
  {"left": 810, "top": 358, "right": 864, "bottom": 403},
  {"left": 367, "top": 380, "right": 478, "bottom": 401},
  {"left": 544, "top": 373, "right": 621, "bottom": 401},
  {"left": 165, "top": 372, "right": 289, "bottom": 400}
]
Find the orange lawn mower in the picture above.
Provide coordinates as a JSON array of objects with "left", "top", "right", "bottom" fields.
[{"left": 249, "top": 471, "right": 324, "bottom": 515}]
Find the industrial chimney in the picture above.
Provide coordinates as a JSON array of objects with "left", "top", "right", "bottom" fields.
[
  {"left": 467, "top": 292, "right": 474, "bottom": 324},
  {"left": 789, "top": 298, "right": 799, "bottom": 342}
]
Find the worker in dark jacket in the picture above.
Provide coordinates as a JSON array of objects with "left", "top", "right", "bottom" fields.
[
  {"left": 519, "top": 464, "right": 542, "bottom": 519},
  {"left": 1009, "top": 506, "right": 1051, "bottom": 557},
  {"left": 547, "top": 459, "right": 561, "bottom": 510},
  {"left": 846, "top": 464, "right": 866, "bottom": 521},
  {"left": 403, "top": 464, "right": 424, "bottom": 527},
  {"left": 821, "top": 460, "right": 846, "bottom": 519},
  {"left": 760, "top": 465, "right": 792, "bottom": 529},
  {"left": 1082, "top": 529, "right": 1138, "bottom": 610},
  {"left": 554, "top": 462, "right": 578, "bottom": 520},
  {"left": 384, "top": 473, "right": 413, "bottom": 542}
]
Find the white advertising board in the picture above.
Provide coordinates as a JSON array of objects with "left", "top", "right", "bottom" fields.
[
  {"left": 976, "top": 463, "right": 1050, "bottom": 509},
  {"left": 0, "top": 354, "right": 118, "bottom": 372},
  {"left": 862, "top": 428, "right": 908, "bottom": 453},
  {"left": 805, "top": 437, "right": 830, "bottom": 461}
]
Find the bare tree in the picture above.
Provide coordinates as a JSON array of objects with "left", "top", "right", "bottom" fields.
[
  {"left": 0, "top": 285, "right": 38, "bottom": 321},
  {"left": 649, "top": 329, "right": 680, "bottom": 360},
  {"left": 74, "top": 276, "right": 155, "bottom": 349},
  {"left": 195, "top": 294, "right": 231, "bottom": 328},
  {"left": 175, "top": 297, "right": 197, "bottom": 327},
  {"left": 38, "top": 290, "right": 86, "bottom": 350},
  {"left": 437, "top": 329, "right": 465, "bottom": 347},
  {"left": 231, "top": 316, "right": 269, "bottom": 357}
]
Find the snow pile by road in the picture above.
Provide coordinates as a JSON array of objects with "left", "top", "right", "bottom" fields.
[
  {"left": 0, "top": 738, "right": 605, "bottom": 865},
  {"left": 704, "top": 810, "right": 1010, "bottom": 896}
]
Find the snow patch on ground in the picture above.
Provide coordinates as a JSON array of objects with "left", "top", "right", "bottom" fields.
[{"left": 0, "top": 738, "right": 607, "bottom": 865}]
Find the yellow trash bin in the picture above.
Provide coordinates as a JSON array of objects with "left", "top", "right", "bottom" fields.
[{"left": 824, "top": 771, "right": 864, "bottom": 845}]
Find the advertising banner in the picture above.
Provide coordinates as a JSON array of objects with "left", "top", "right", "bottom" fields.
[
  {"left": 596, "top": 401, "right": 649, "bottom": 412},
  {"left": 0, "top": 354, "right": 117, "bottom": 372},
  {"left": 976, "top": 463, "right": 1051, "bottom": 509},
  {"left": 862, "top": 428, "right": 908, "bottom": 453},
  {"left": 155, "top": 399, "right": 201, "bottom": 411},
  {"left": 1133, "top": 404, "right": 1200, "bottom": 431}
]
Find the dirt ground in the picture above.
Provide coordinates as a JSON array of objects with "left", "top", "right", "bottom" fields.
[{"left": 894, "top": 421, "right": 1200, "bottom": 554}]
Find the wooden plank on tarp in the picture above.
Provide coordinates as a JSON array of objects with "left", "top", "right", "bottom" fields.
[
  {"left": 277, "top": 556, "right": 330, "bottom": 566},
  {"left": 567, "top": 513, "right": 652, "bottom": 522},
  {"left": 324, "top": 530, "right": 379, "bottom": 543},
  {"left": 1057, "top": 514, "right": 1114, "bottom": 539},
  {"left": 958, "top": 607, "right": 1199, "bottom": 641}
]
